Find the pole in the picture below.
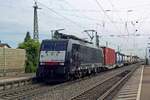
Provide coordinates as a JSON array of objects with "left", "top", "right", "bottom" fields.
[
  {"left": 51, "top": 30, "right": 54, "bottom": 39},
  {"left": 95, "top": 32, "right": 99, "bottom": 47},
  {"left": 106, "top": 41, "right": 108, "bottom": 47},
  {"left": 3, "top": 48, "right": 6, "bottom": 76},
  {"left": 146, "top": 47, "right": 148, "bottom": 65},
  {"left": 118, "top": 45, "right": 120, "bottom": 52},
  {"left": 33, "top": 1, "right": 41, "bottom": 40}
]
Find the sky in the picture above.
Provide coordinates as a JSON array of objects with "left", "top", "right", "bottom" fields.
[{"left": 0, "top": 0, "right": 150, "bottom": 58}]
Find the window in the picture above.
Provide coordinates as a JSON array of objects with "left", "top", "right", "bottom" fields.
[{"left": 41, "top": 40, "right": 68, "bottom": 51}]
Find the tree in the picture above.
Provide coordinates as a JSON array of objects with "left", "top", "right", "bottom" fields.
[
  {"left": 18, "top": 32, "right": 40, "bottom": 73},
  {"left": 24, "top": 32, "right": 31, "bottom": 42}
]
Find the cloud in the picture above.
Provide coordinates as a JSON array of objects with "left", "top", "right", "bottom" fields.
[{"left": 0, "top": 0, "right": 149, "bottom": 57}]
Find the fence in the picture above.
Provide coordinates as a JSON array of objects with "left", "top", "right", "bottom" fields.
[{"left": 0, "top": 48, "right": 26, "bottom": 76}]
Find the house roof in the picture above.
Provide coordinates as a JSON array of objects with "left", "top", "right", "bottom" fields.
[{"left": 0, "top": 43, "right": 11, "bottom": 48}]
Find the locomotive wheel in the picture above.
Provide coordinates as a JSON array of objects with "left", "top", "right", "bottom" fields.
[
  {"left": 97, "top": 67, "right": 101, "bottom": 73},
  {"left": 79, "top": 71, "right": 83, "bottom": 78},
  {"left": 65, "top": 73, "right": 71, "bottom": 81},
  {"left": 75, "top": 71, "right": 82, "bottom": 79},
  {"left": 93, "top": 68, "right": 97, "bottom": 75},
  {"left": 77, "top": 71, "right": 82, "bottom": 78}
]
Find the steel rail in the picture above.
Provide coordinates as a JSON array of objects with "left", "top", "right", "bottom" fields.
[
  {"left": 71, "top": 64, "right": 140, "bottom": 100},
  {"left": 0, "top": 63, "right": 141, "bottom": 100}
]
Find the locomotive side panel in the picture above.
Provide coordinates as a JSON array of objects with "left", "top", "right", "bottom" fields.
[{"left": 70, "top": 43, "right": 103, "bottom": 76}]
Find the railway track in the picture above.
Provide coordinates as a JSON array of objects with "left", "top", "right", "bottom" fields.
[
  {"left": 34, "top": 64, "right": 141, "bottom": 100},
  {"left": 0, "top": 74, "right": 102, "bottom": 100},
  {"left": 71, "top": 64, "right": 139, "bottom": 100},
  {"left": 0, "top": 76, "right": 89, "bottom": 100},
  {"left": 0, "top": 63, "right": 141, "bottom": 100},
  {"left": 0, "top": 83, "right": 44, "bottom": 100}
]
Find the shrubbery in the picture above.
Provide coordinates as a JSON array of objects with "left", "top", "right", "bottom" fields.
[{"left": 18, "top": 32, "right": 40, "bottom": 73}]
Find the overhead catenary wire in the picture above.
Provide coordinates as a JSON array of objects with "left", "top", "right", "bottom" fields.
[
  {"left": 106, "top": 0, "right": 114, "bottom": 7},
  {"left": 38, "top": 1, "right": 118, "bottom": 48},
  {"left": 134, "top": 11, "right": 150, "bottom": 34},
  {"left": 106, "top": 0, "right": 124, "bottom": 27},
  {"left": 37, "top": 1, "right": 84, "bottom": 29},
  {"left": 107, "top": 0, "right": 129, "bottom": 49},
  {"left": 106, "top": 0, "right": 139, "bottom": 50},
  {"left": 34, "top": 0, "right": 146, "bottom": 54},
  {"left": 93, "top": 0, "right": 122, "bottom": 34},
  {"left": 119, "top": 2, "right": 150, "bottom": 10},
  {"left": 62, "top": 0, "right": 104, "bottom": 27}
]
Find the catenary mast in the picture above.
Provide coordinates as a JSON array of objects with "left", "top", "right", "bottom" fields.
[{"left": 33, "top": 1, "right": 41, "bottom": 40}]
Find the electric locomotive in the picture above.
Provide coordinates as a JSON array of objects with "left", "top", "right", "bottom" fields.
[{"left": 36, "top": 35, "right": 104, "bottom": 82}]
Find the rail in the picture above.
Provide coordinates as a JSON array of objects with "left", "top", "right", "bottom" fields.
[
  {"left": 98, "top": 64, "right": 138, "bottom": 100},
  {"left": 0, "top": 63, "right": 141, "bottom": 100},
  {"left": 71, "top": 64, "right": 139, "bottom": 100}
]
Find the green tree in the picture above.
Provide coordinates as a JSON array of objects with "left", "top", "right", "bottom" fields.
[
  {"left": 18, "top": 32, "right": 40, "bottom": 73},
  {"left": 24, "top": 31, "right": 31, "bottom": 42}
]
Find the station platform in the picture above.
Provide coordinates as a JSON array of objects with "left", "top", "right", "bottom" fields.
[
  {"left": 140, "top": 65, "right": 150, "bottom": 100},
  {"left": 113, "top": 65, "right": 150, "bottom": 100},
  {"left": 0, "top": 73, "right": 35, "bottom": 83}
]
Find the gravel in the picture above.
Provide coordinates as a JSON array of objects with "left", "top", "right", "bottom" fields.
[{"left": 32, "top": 64, "right": 137, "bottom": 100}]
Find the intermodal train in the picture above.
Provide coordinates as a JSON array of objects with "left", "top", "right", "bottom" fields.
[{"left": 36, "top": 34, "right": 139, "bottom": 82}]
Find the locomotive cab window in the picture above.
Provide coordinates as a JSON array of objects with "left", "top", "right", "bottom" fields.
[{"left": 41, "top": 40, "right": 68, "bottom": 51}]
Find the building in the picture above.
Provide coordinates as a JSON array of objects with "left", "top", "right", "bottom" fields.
[{"left": 0, "top": 43, "right": 11, "bottom": 48}]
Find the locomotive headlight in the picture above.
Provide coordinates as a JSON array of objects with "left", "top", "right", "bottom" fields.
[
  {"left": 40, "top": 62, "right": 45, "bottom": 65},
  {"left": 59, "top": 63, "right": 64, "bottom": 65}
]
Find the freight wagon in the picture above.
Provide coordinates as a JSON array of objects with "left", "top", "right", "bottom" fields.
[
  {"left": 131, "top": 56, "right": 139, "bottom": 64},
  {"left": 0, "top": 48, "right": 25, "bottom": 76},
  {"left": 124, "top": 55, "right": 135, "bottom": 65},
  {"left": 124, "top": 55, "right": 128, "bottom": 66},
  {"left": 116, "top": 52, "right": 124, "bottom": 67},
  {"left": 101, "top": 47, "right": 116, "bottom": 69}
]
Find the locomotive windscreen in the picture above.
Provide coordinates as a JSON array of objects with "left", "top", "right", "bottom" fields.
[
  {"left": 41, "top": 40, "right": 68, "bottom": 51},
  {"left": 40, "top": 40, "right": 68, "bottom": 65}
]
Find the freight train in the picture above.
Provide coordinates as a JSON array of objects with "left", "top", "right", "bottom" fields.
[{"left": 36, "top": 33, "right": 139, "bottom": 82}]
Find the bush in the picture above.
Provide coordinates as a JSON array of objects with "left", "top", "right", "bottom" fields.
[{"left": 18, "top": 32, "right": 40, "bottom": 73}]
